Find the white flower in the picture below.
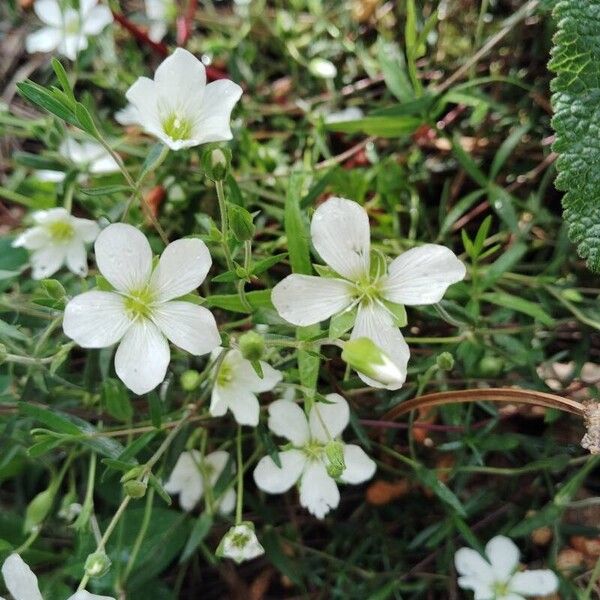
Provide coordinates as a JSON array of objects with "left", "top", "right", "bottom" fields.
[
  {"left": 455, "top": 536, "right": 559, "bottom": 600},
  {"left": 145, "top": 0, "right": 175, "bottom": 42},
  {"left": 114, "top": 104, "right": 141, "bottom": 127},
  {"left": 164, "top": 450, "right": 235, "bottom": 513},
  {"left": 324, "top": 107, "right": 364, "bottom": 124},
  {"left": 271, "top": 197, "right": 466, "bottom": 390},
  {"left": 26, "top": 0, "right": 113, "bottom": 61},
  {"left": 63, "top": 223, "right": 221, "bottom": 395},
  {"left": 0, "top": 554, "right": 115, "bottom": 600},
  {"left": 125, "top": 48, "right": 243, "bottom": 151},
  {"left": 12, "top": 208, "right": 100, "bottom": 279},
  {"left": 217, "top": 522, "right": 265, "bottom": 564},
  {"left": 210, "top": 348, "right": 282, "bottom": 426},
  {"left": 36, "top": 139, "right": 119, "bottom": 183},
  {"left": 253, "top": 394, "right": 376, "bottom": 519}
]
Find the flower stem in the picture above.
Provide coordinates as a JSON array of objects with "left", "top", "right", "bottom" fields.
[
  {"left": 215, "top": 179, "right": 235, "bottom": 271},
  {"left": 235, "top": 425, "right": 244, "bottom": 524}
]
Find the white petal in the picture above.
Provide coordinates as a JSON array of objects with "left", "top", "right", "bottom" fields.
[
  {"left": 114, "top": 319, "right": 170, "bottom": 395},
  {"left": 89, "top": 154, "right": 119, "bottom": 175},
  {"left": 217, "top": 386, "right": 260, "bottom": 426},
  {"left": 94, "top": 223, "right": 153, "bottom": 293},
  {"left": 299, "top": 461, "right": 340, "bottom": 519},
  {"left": 456, "top": 575, "right": 494, "bottom": 599},
  {"left": 35, "top": 169, "right": 66, "bottom": 182},
  {"left": 194, "top": 80, "right": 243, "bottom": 144},
  {"left": 33, "top": 0, "right": 62, "bottom": 26},
  {"left": 12, "top": 227, "right": 50, "bottom": 250},
  {"left": 310, "top": 197, "right": 370, "bottom": 280},
  {"left": 68, "top": 592, "right": 116, "bottom": 600},
  {"left": 267, "top": 400, "right": 310, "bottom": 446},
  {"left": 63, "top": 291, "right": 131, "bottom": 348},
  {"left": 59, "top": 32, "right": 87, "bottom": 61},
  {"left": 154, "top": 48, "right": 206, "bottom": 118},
  {"left": 253, "top": 449, "right": 306, "bottom": 494},
  {"left": 148, "top": 21, "right": 168, "bottom": 43},
  {"left": 30, "top": 245, "right": 66, "bottom": 279},
  {"left": 204, "top": 450, "right": 232, "bottom": 485},
  {"left": 32, "top": 207, "right": 69, "bottom": 224},
  {"left": 26, "top": 26, "right": 61, "bottom": 54},
  {"left": 218, "top": 487, "right": 236, "bottom": 515},
  {"left": 72, "top": 218, "right": 100, "bottom": 243},
  {"left": 151, "top": 301, "right": 220, "bottom": 356},
  {"left": 224, "top": 350, "right": 281, "bottom": 393},
  {"left": 271, "top": 274, "right": 353, "bottom": 326},
  {"left": 66, "top": 240, "right": 88, "bottom": 277},
  {"left": 351, "top": 302, "right": 409, "bottom": 390},
  {"left": 455, "top": 547, "right": 495, "bottom": 583},
  {"left": 308, "top": 393, "right": 349, "bottom": 443},
  {"left": 163, "top": 450, "right": 204, "bottom": 511},
  {"left": 115, "top": 104, "right": 141, "bottom": 126},
  {"left": 339, "top": 444, "right": 376, "bottom": 484},
  {"left": 510, "top": 570, "right": 559, "bottom": 596},
  {"left": 150, "top": 238, "right": 212, "bottom": 301},
  {"left": 382, "top": 244, "right": 466, "bottom": 306},
  {"left": 209, "top": 387, "right": 228, "bottom": 418},
  {"left": 1, "top": 554, "right": 43, "bottom": 600},
  {"left": 486, "top": 535, "right": 520, "bottom": 580},
  {"left": 125, "top": 77, "right": 161, "bottom": 135},
  {"left": 82, "top": 5, "right": 113, "bottom": 34}
]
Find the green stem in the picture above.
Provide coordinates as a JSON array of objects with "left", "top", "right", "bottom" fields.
[
  {"left": 215, "top": 179, "right": 235, "bottom": 271},
  {"left": 235, "top": 425, "right": 244, "bottom": 524}
]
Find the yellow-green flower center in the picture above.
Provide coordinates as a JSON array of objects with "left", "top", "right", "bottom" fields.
[
  {"left": 64, "top": 16, "right": 80, "bottom": 35},
  {"left": 492, "top": 581, "right": 510, "bottom": 597},
  {"left": 230, "top": 531, "right": 250, "bottom": 549},
  {"left": 303, "top": 442, "right": 325, "bottom": 461},
  {"left": 123, "top": 287, "right": 155, "bottom": 320},
  {"left": 162, "top": 113, "right": 193, "bottom": 141},
  {"left": 48, "top": 220, "right": 75, "bottom": 243},
  {"left": 217, "top": 361, "right": 233, "bottom": 387},
  {"left": 353, "top": 277, "right": 382, "bottom": 304}
]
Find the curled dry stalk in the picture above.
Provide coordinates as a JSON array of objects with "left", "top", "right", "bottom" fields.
[{"left": 381, "top": 387, "right": 600, "bottom": 454}]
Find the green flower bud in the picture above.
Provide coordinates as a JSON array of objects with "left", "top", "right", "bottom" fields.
[
  {"left": 24, "top": 487, "right": 55, "bottom": 533},
  {"left": 228, "top": 204, "right": 255, "bottom": 242},
  {"left": 202, "top": 145, "right": 231, "bottom": 181},
  {"left": 84, "top": 551, "right": 111, "bottom": 578},
  {"left": 324, "top": 440, "right": 345, "bottom": 479},
  {"left": 478, "top": 355, "right": 504, "bottom": 378},
  {"left": 436, "top": 352, "right": 455, "bottom": 371},
  {"left": 180, "top": 369, "right": 202, "bottom": 391},
  {"left": 41, "top": 278, "right": 67, "bottom": 300},
  {"left": 239, "top": 331, "right": 265, "bottom": 362},
  {"left": 124, "top": 479, "right": 147, "bottom": 499},
  {"left": 341, "top": 337, "right": 404, "bottom": 387}
]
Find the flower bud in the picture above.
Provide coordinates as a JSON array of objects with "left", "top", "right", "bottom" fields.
[
  {"left": 239, "top": 331, "right": 265, "bottom": 362},
  {"left": 41, "top": 278, "right": 67, "bottom": 300},
  {"left": 216, "top": 521, "right": 265, "bottom": 564},
  {"left": 341, "top": 337, "right": 404, "bottom": 387},
  {"left": 201, "top": 145, "right": 231, "bottom": 181},
  {"left": 228, "top": 204, "right": 255, "bottom": 242},
  {"left": 180, "top": 369, "right": 202, "bottom": 391},
  {"left": 324, "top": 440, "right": 346, "bottom": 479},
  {"left": 124, "top": 479, "right": 147, "bottom": 499},
  {"left": 84, "top": 551, "right": 111, "bottom": 578},
  {"left": 436, "top": 352, "right": 455, "bottom": 371}
]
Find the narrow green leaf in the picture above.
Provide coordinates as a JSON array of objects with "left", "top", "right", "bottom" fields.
[
  {"left": 16, "top": 80, "right": 78, "bottom": 126},
  {"left": 481, "top": 291, "right": 555, "bottom": 326}
]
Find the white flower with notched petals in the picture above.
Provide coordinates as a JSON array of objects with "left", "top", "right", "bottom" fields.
[
  {"left": 271, "top": 197, "right": 466, "bottom": 390},
  {"left": 210, "top": 348, "right": 282, "bottom": 427},
  {"left": 217, "top": 522, "right": 265, "bottom": 564},
  {"left": 253, "top": 394, "right": 376, "bottom": 519},
  {"left": 455, "top": 535, "right": 559, "bottom": 600},
  {"left": 125, "top": 48, "right": 243, "bottom": 151},
  {"left": 36, "top": 139, "right": 119, "bottom": 183},
  {"left": 164, "top": 450, "right": 235, "bottom": 514},
  {"left": 12, "top": 208, "right": 99, "bottom": 279},
  {"left": 0, "top": 554, "right": 115, "bottom": 600},
  {"left": 26, "top": 0, "right": 113, "bottom": 61},
  {"left": 63, "top": 223, "right": 221, "bottom": 395},
  {"left": 145, "top": 0, "right": 175, "bottom": 42}
]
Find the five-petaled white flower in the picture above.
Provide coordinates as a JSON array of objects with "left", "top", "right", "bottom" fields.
[
  {"left": 13, "top": 208, "right": 100, "bottom": 279},
  {"left": 125, "top": 48, "right": 243, "bottom": 151},
  {"left": 253, "top": 394, "right": 376, "bottom": 519},
  {"left": 217, "top": 522, "right": 265, "bottom": 564},
  {"left": 455, "top": 535, "right": 559, "bottom": 600},
  {"left": 26, "top": 0, "right": 113, "bottom": 61},
  {"left": 164, "top": 450, "right": 235, "bottom": 513},
  {"left": 0, "top": 554, "right": 115, "bottom": 600},
  {"left": 36, "top": 139, "right": 119, "bottom": 183},
  {"left": 63, "top": 223, "right": 221, "bottom": 395},
  {"left": 210, "top": 348, "right": 282, "bottom": 426},
  {"left": 271, "top": 197, "right": 466, "bottom": 390}
]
